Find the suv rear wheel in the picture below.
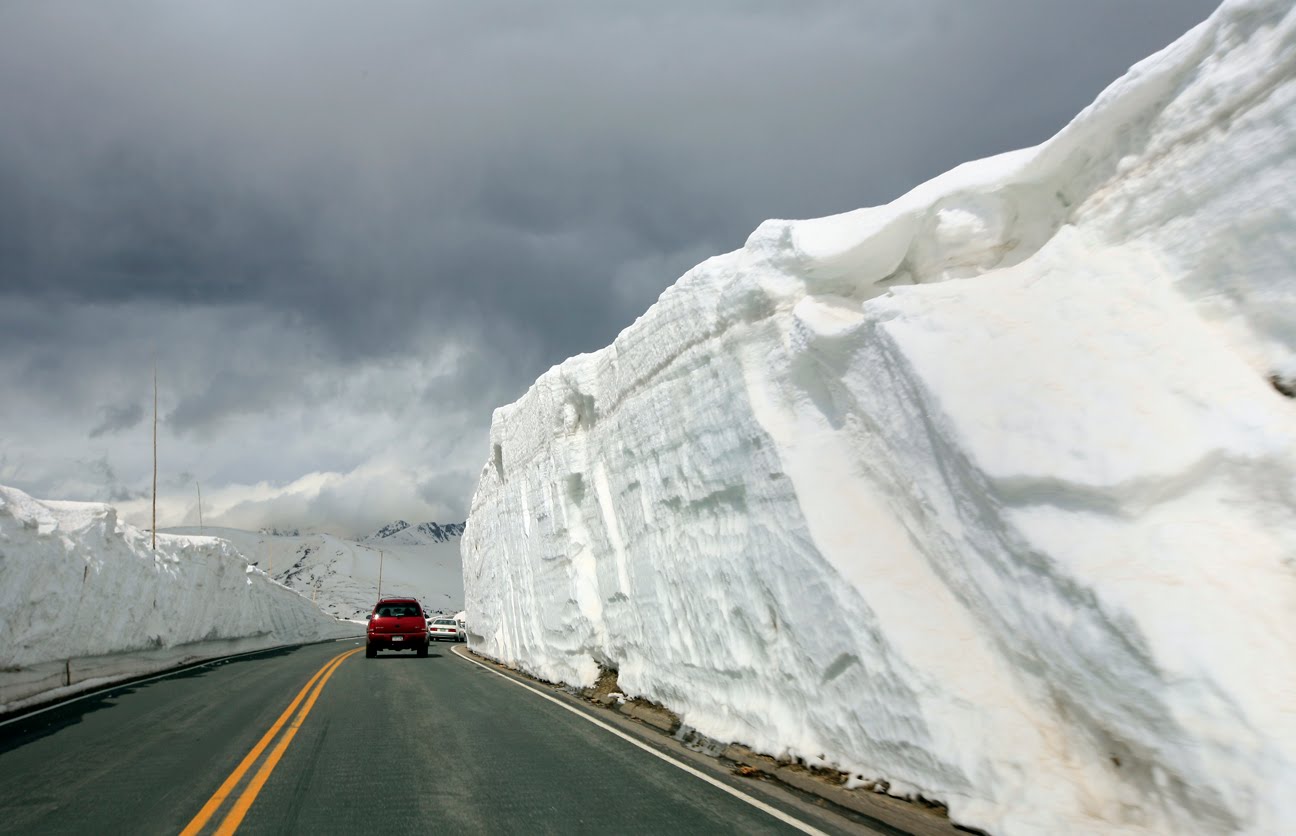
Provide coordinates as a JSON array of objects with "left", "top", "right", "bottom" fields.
[
  {"left": 365, "top": 644, "right": 376, "bottom": 658},
  {"left": 417, "top": 643, "right": 428, "bottom": 658}
]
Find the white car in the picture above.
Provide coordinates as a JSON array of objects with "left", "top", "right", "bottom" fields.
[{"left": 428, "top": 617, "right": 465, "bottom": 642}]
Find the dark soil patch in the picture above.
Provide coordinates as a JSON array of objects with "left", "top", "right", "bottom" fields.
[{"left": 584, "top": 666, "right": 621, "bottom": 702}]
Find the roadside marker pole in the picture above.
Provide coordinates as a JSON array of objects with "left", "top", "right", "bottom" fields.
[{"left": 151, "top": 360, "right": 157, "bottom": 551}]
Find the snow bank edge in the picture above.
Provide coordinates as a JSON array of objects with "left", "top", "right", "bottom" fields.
[{"left": 0, "top": 632, "right": 362, "bottom": 717}]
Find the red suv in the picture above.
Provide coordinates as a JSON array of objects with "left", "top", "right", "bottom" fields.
[{"left": 366, "top": 597, "right": 429, "bottom": 658}]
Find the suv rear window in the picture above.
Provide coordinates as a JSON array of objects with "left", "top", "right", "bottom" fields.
[{"left": 376, "top": 603, "right": 422, "bottom": 617}]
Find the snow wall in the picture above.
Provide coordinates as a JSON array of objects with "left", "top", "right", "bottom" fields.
[
  {"left": 463, "top": 2, "right": 1296, "bottom": 833},
  {"left": 0, "top": 485, "right": 359, "bottom": 713}
]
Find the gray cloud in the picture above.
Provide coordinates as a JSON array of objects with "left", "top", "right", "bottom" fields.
[
  {"left": 0, "top": 0, "right": 1221, "bottom": 533},
  {"left": 89, "top": 401, "right": 144, "bottom": 438},
  {"left": 71, "top": 454, "right": 145, "bottom": 504}
]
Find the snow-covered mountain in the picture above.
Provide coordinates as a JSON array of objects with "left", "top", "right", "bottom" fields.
[
  {"left": 463, "top": 3, "right": 1296, "bottom": 835},
  {"left": 165, "top": 523, "right": 466, "bottom": 620},
  {"left": 363, "top": 519, "right": 467, "bottom": 546}
]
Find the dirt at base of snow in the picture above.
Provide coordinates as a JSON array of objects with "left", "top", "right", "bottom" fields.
[
  {"left": 462, "top": 649, "right": 970, "bottom": 835},
  {"left": 584, "top": 666, "right": 622, "bottom": 702}
]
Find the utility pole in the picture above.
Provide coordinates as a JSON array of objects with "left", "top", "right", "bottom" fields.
[
  {"left": 377, "top": 548, "right": 384, "bottom": 599},
  {"left": 196, "top": 480, "right": 203, "bottom": 533},
  {"left": 152, "top": 361, "right": 158, "bottom": 551}
]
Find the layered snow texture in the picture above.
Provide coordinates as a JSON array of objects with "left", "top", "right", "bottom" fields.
[
  {"left": 164, "top": 524, "right": 466, "bottom": 619},
  {"left": 0, "top": 485, "right": 356, "bottom": 711},
  {"left": 463, "top": 3, "right": 1296, "bottom": 834}
]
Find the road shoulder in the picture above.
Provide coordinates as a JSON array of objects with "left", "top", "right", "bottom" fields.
[{"left": 452, "top": 646, "right": 967, "bottom": 836}]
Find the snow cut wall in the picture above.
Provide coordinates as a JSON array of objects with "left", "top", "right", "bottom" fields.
[
  {"left": 0, "top": 485, "right": 357, "bottom": 712},
  {"left": 463, "top": 2, "right": 1296, "bottom": 833}
]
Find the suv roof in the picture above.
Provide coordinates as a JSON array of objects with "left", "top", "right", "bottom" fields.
[
  {"left": 375, "top": 596, "right": 420, "bottom": 604},
  {"left": 372, "top": 600, "right": 423, "bottom": 618}
]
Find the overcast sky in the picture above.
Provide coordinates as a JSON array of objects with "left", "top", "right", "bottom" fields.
[{"left": 0, "top": 0, "right": 1219, "bottom": 536}]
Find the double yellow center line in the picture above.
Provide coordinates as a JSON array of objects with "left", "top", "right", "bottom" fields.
[{"left": 181, "top": 646, "right": 362, "bottom": 836}]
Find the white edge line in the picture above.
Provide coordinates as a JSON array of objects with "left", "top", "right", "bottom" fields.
[
  {"left": 452, "top": 645, "right": 829, "bottom": 836},
  {"left": 0, "top": 635, "right": 364, "bottom": 729}
]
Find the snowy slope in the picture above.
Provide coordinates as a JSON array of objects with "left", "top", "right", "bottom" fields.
[
  {"left": 463, "top": 3, "right": 1296, "bottom": 835},
  {"left": 363, "top": 520, "right": 466, "bottom": 546},
  {"left": 0, "top": 485, "right": 356, "bottom": 712},
  {"left": 164, "top": 523, "right": 465, "bottom": 619}
]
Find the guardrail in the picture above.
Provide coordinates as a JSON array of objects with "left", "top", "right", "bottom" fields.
[{"left": 0, "top": 631, "right": 363, "bottom": 716}]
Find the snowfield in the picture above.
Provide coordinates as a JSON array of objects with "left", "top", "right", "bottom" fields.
[
  {"left": 162, "top": 522, "right": 466, "bottom": 620},
  {"left": 0, "top": 485, "right": 359, "bottom": 714},
  {"left": 463, "top": 2, "right": 1296, "bottom": 834}
]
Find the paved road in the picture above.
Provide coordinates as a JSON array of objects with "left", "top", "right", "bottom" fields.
[{"left": 0, "top": 640, "right": 890, "bottom": 835}]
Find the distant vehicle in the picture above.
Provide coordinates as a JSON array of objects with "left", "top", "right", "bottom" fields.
[
  {"left": 366, "top": 597, "right": 428, "bottom": 657},
  {"left": 428, "top": 617, "right": 465, "bottom": 643}
]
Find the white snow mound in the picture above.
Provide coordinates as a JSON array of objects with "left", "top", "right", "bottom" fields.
[
  {"left": 0, "top": 485, "right": 357, "bottom": 712},
  {"left": 463, "top": 2, "right": 1296, "bottom": 834}
]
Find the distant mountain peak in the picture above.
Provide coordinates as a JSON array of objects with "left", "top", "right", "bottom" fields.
[
  {"left": 414, "top": 521, "right": 466, "bottom": 542},
  {"left": 364, "top": 520, "right": 465, "bottom": 544},
  {"left": 369, "top": 520, "right": 411, "bottom": 540}
]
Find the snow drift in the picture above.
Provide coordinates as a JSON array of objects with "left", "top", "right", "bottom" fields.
[
  {"left": 463, "top": 2, "right": 1296, "bottom": 834},
  {"left": 0, "top": 485, "right": 357, "bottom": 713}
]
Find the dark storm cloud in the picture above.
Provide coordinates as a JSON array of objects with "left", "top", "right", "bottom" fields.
[
  {"left": 0, "top": 0, "right": 1222, "bottom": 528},
  {"left": 0, "top": 1, "right": 1220, "bottom": 365},
  {"left": 89, "top": 401, "right": 144, "bottom": 438}
]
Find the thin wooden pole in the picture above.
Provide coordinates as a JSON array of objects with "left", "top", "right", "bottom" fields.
[
  {"left": 196, "top": 481, "right": 203, "bottom": 532},
  {"left": 152, "top": 362, "right": 157, "bottom": 551},
  {"left": 377, "top": 549, "right": 384, "bottom": 599}
]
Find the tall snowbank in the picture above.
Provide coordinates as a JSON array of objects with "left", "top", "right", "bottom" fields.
[
  {"left": 0, "top": 485, "right": 357, "bottom": 713},
  {"left": 463, "top": 2, "right": 1296, "bottom": 833}
]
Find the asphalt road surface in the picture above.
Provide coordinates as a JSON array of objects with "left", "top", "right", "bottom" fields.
[{"left": 0, "top": 639, "right": 894, "bottom": 835}]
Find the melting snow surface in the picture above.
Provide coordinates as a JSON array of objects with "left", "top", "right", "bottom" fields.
[{"left": 463, "top": 2, "right": 1296, "bottom": 833}]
